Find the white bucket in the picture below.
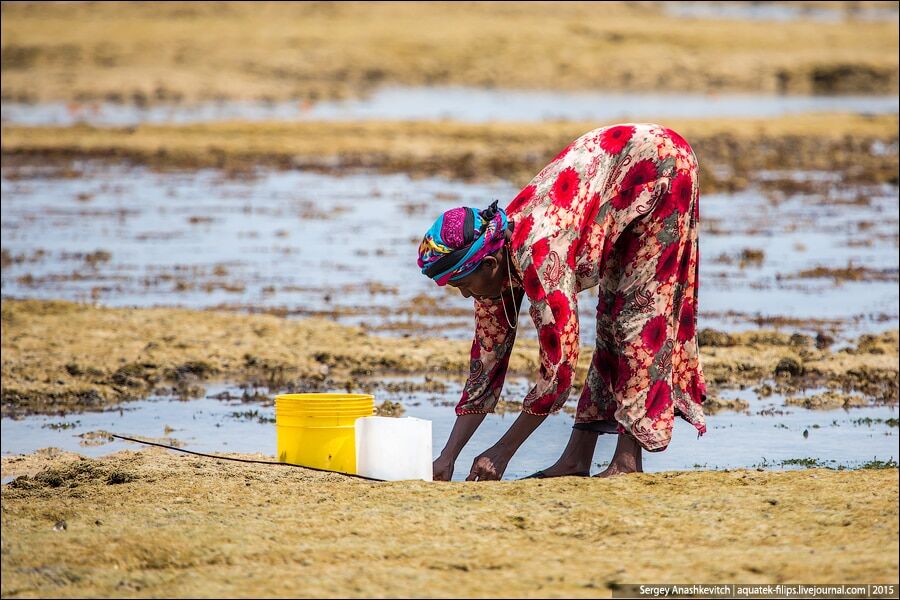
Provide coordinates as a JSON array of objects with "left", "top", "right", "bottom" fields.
[{"left": 355, "top": 416, "right": 432, "bottom": 482}]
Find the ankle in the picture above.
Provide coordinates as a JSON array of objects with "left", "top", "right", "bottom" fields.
[
  {"left": 612, "top": 458, "right": 641, "bottom": 471},
  {"left": 609, "top": 441, "right": 641, "bottom": 467},
  {"left": 545, "top": 457, "right": 588, "bottom": 475},
  {"left": 560, "top": 454, "right": 591, "bottom": 471}
]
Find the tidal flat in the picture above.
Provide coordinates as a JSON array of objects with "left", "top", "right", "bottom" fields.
[
  {"left": 2, "top": 299, "right": 897, "bottom": 417},
  {"left": 1, "top": 449, "right": 897, "bottom": 597}
]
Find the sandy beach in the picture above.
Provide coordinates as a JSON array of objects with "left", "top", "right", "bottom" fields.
[{"left": 2, "top": 448, "right": 898, "bottom": 597}]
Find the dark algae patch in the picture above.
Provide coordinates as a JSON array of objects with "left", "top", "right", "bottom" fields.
[
  {"left": 7, "top": 457, "right": 139, "bottom": 490},
  {"left": 852, "top": 417, "right": 900, "bottom": 427},
  {"left": 860, "top": 458, "right": 899, "bottom": 470},
  {"left": 227, "top": 409, "right": 275, "bottom": 424}
]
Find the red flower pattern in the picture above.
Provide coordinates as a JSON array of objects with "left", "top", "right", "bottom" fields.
[
  {"left": 538, "top": 325, "right": 562, "bottom": 365},
  {"left": 507, "top": 184, "right": 536, "bottom": 215},
  {"left": 547, "top": 289, "right": 571, "bottom": 328},
  {"left": 553, "top": 142, "right": 574, "bottom": 163},
  {"left": 619, "top": 230, "right": 642, "bottom": 268},
  {"left": 641, "top": 315, "right": 667, "bottom": 353},
  {"left": 677, "top": 238, "right": 692, "bottom": 285},
  {"left": 599, "top": 125, "right": 635, "bottom": 155},
  {"left": 522, "top": 264, "right": 545, "bottom": 301},
  {"left": 677, "top": 300, "right": 696, "bottom": 342},
  {"left": 611, "top": 159, "right": 658, "bottom": 210},
  {"left": 663, "top": 127, "right": 691, "bottom": 151},
  {"left": 510, "top": 213, "right": 534, "bottom": 251},
  {"left": 670, "top": 171, "right": 693, "bottom": 214},
  {"left": 645, "top": 380, "right": 672, "bottom": 419},
  {"left": 614, "top": 354, "right": 632, "bottom": 392},
  {"left": 550, "top": 167, "right": 580, "bottom": 209},
  {"left": 531, "top": 238, "right": 550, "bottom": 269},
  {"left": 566, "top": 239, "right": 578, "bottom": 270},
  {"left": 655, "top": 243, "right": 679, "bottom": 282},
  {"left": 556, "top": 363, "right": 573, "bottom": 393}
]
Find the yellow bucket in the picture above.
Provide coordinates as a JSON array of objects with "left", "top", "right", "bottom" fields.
[{"left": 275, "top": 393, "right": 374, "bottom": 474}]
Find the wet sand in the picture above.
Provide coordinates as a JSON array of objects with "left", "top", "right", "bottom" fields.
[
  {"left": 2, "top": 1, "right": 896, "bottom": 104},
  {"left": 2, "top": 299, "right": 897, "bottom": 417},
  {"left": 1, "top": 448, "right": 897, "bottom": 597},
  {"left": 2, "top": 113, "right": 898, "bottom": 190}
]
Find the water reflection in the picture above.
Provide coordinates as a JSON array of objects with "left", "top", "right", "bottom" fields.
[
  {"left": 3, "top": 89, "right": 898, "bottom": 126},
  {"left": 1, "top": 382, "right": 896, "bottom": 481}
]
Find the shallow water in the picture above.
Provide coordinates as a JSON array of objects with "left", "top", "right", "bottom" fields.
[
  {"left": 2, "top": 382, "right": 896, "bottom": 482},
  {"left": 2, "top": 162, "right": 897, "bottom": 340},
  {"left": 663, "top": 1, "right": 899, "bottom": 23},
  {"left": 2, "top": 90, "right": 898, "bottom": 126},
  {"left": 701, "top": 180, "right": 899, "bottom": 330}
]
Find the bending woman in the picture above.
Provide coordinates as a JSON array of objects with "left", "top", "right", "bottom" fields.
[{"left": 417, "top": 123, "right": 708, "bottom": 481}]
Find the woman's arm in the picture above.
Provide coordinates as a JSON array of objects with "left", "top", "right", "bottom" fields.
[
  {"left": 433, "top": 413, "right": 487, "bottom": 481},
  {"left": 467, "top": 229, "right": 581, "bottom": 481},
  {"left": 434, "top": 288, "right": 524, "bottom": 481},
  {"left": 465, "top": 412, "right": 547, "bottom": 480}
]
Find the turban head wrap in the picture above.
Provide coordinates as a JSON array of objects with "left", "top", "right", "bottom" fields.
[{"left": 417, "top": 200, "right": 509, "bottom": 286}]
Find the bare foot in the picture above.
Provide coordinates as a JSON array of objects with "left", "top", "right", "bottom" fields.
[
  {"left": 530, "top": 461, "right": 591, "bottom": 478},
  {"left": 525, "top": 428, "right": 598, "bottom": 478},
  {"left": 594, "top": 461, "right": 643, "bottom": 478}
]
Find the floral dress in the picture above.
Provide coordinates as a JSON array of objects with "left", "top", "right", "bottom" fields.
[{"left": 456, "top": 123, "right": 707, "bottom": 452}]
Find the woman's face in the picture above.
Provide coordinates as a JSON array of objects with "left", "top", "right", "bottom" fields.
[{"left": 447, "top": 253, "right": 505, "bottom": 300}]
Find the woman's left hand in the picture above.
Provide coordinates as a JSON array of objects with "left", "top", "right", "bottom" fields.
[{"left": 466, "top": 445, "right": 512, "bottom": 481}]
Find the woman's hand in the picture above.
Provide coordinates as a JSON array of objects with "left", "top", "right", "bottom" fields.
[
  {"left": 466, "top": 445, "right": 513, "bottom": 481},
  {"left": 433, "top": 455, "right": 455, "bottom": 481},
  {"left": 433, "top": 413, "right": 487, "bottom": 481}
]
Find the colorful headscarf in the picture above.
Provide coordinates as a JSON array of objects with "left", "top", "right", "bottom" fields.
[{"left": 417, "top": 200, "right": 509, "bottom": 286}]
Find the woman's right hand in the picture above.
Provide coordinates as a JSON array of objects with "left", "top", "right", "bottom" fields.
[{"left": 433, "top": 455, "right": 455, "bottom": 481}]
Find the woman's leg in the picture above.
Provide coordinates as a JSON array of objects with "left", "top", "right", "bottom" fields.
[
  {"left": 594, "top": 433, "right": 643, "bottom": 477},
  {"left": 530, "top": 292, "right": 622, "bottom": 477},
  {"left": 529, "top": 427, "right": 599, "bottom": 477}
]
